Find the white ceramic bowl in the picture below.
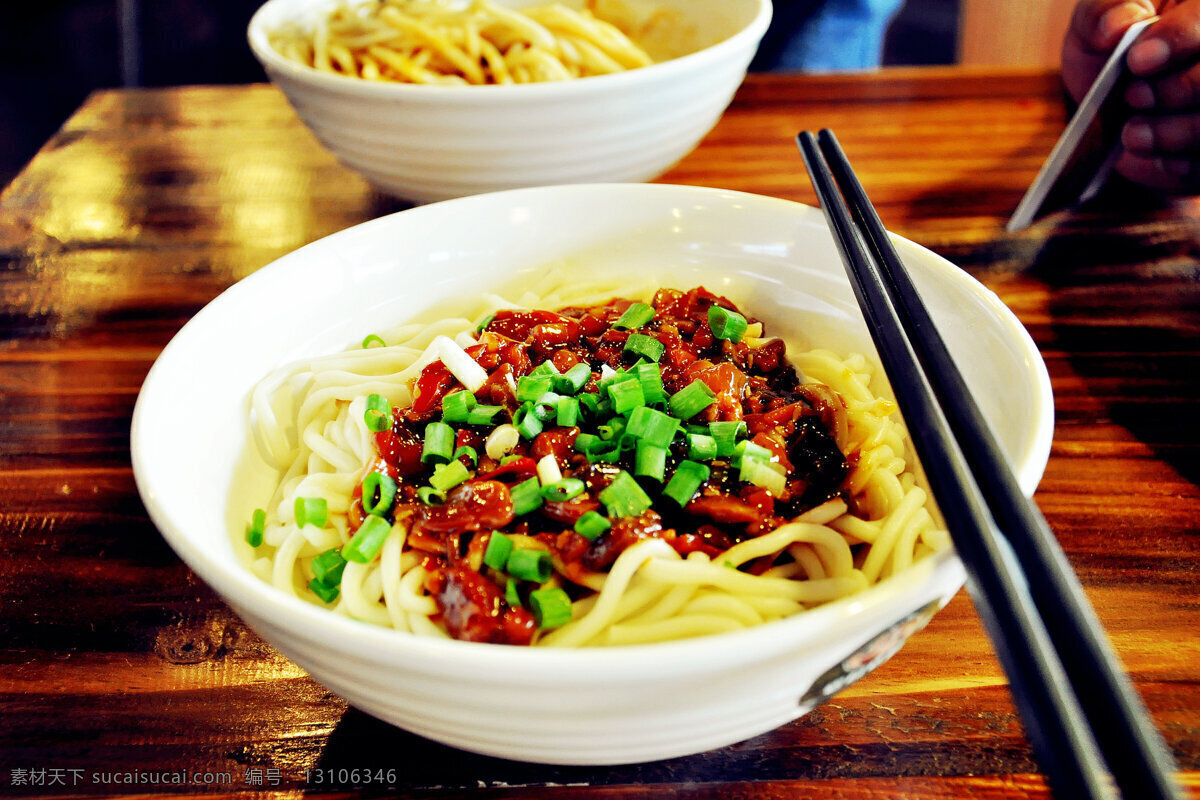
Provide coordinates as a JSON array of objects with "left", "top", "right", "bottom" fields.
[
  {"left": 247, "top": 0, "right": 771, "bottom": 203},
  {"left": 131, "top": 184, "right": 1053, "bottom": 765}
]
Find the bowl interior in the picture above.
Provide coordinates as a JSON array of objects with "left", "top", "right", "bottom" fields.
[{"left": 132, "top": 183, "right": 1051, "bottom": 672}]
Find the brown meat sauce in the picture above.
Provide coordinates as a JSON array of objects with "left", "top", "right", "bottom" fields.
[{"left": 364, "top": 287, "right": 850, "bottom": 644}]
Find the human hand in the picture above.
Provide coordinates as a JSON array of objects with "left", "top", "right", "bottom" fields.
[{"left": 1063, "top": 0, "right": 1200, "bottom": 192}]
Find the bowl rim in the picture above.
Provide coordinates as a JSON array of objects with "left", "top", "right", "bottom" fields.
[
  {"left": 131, "top": 182, "right": 1052, "bottom": 678},
  {"left": 247, "top": 0, "right": 773, "bottom": 103}
]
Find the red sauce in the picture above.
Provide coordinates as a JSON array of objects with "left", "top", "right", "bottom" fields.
[{"left": 355, "top": 287, "right": 850, "bottom": 644}]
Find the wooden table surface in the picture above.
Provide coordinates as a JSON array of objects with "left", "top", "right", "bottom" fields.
[{"left": 2, "top": 67, "right": 1198, "bottom": 799}]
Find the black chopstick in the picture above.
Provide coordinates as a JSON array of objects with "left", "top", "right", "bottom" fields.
[{"left": 796, "top": 129, "right": 1183, "bottom": 800}]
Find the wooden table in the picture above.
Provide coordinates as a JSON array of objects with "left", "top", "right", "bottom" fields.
[{"left": 2, "top": 68, "right": 1198, "bottom": 799}]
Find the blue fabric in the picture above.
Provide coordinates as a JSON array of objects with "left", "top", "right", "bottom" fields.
[{"left": 771, "top": 0, "right": 905, "bottom": 71}]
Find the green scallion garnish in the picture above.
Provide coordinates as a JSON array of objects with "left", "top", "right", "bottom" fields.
[
  {"left": 510, "top": 476, "right": 544, "bottom": 516},
  {"left": 516, "top": 374, "right": 554, "bottom": 403},
  {"left": 739, "top": 456, "right": 787, "bottom": 497},
  {"left": 308, "top": 578, "right": 339, "bottom": 604},
  {"left": 532, "top": 391, "right": 562, "bottom": 422},
  {"left": 505, "top": 577, "right": 522, "bottom": 608},
  {"left": 311, "top": 547, "right": 347, "bottom": 585},
  {"left": 634, "top": 441, "right": 667, "bottom": 482},
  {"left": 441, "top": 389, "right": 477, "bottom": 423},
  {"left": 555, "top": 363, "right": 592, "bottom": 395},
  {"left": 633, "top": 361, "right": 665, "bottom": 404},
  {"left": 687, "top": 433, "right": 719, "bottom": 461},
  {"left": 466, "top": 404, "right": 505, "bottom": 425},
  {"left": 733, "top": 439, "right": 774, "bottom": 466},
  {"left": 430, "top": 460, "right": 470, "bottom": 492},
  {"left": 708, "top": 305, "right": 749, "bottom": 342},
  {"left": 599, "top": 470, "right": 652, "bottom": 518},
  {"left": 574, "top": 510, "right": 611, "bottom": 541},
  {"left": 669, "top": 380, "right": 716, "bottom": 419},
  {"left": 506, "top": 547, "right": 553, "bottom": 582},
  {"left": 341, "top": 514, "right": 391, "bottom": 563},
  {"left": 244, "top": 507, "right": 266, "bottom": 547},
  {"left": 556, "top": 395, "right": 580, "bottom": 427},
  {"left": 624, "top": 332, "right": 665, "bottom": 362},
  {"left": 364, "top": 393, "right": 392, "bottom": 432},
  {"left": 513, "top": 403, "right": 543, "bottom": 440},
  {"left": 540, "top": 478, "right": 585, "bottom": 502},
  {"left": 607, "top": 378, "right": 646, "bottom": 415},
  {"left": 421, "top": 421, "right": 456, "bottom": 464},
  {"left": 417, "top": 486, "right": 446, "bottom": 505},
  {"left": 453, "top": 445, "right": 478, "bottom": 467},
  {"left": 663, "top": 460, "right": 711, "bottom": 506},
  {"left": 294, "top": 496, "right": 328, "bottom": 529},
  {"left": 613, "top": 302, "right": 655, "bottom": 330},
  {"left": 529, "top": 586, "right": 573, "bottom": 630},
  {"left": 360, "top": 471, "right": 397, "bottom": 516},
  {"left": 709, "top": 420, "right": 747, "bottom": 456},
  {"left": 626, "top": 406, "right": 679, "bottom": 448},
  {"left": 361, "top": 334, "right": 386, "bottom": 349},
  {"left": 483, "top": 531, "right": 514, "bottom": 571}
]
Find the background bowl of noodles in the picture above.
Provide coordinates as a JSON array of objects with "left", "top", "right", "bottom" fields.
[
  {"left": 131, "top": 183, "right": 1053, "bottom": 765},
  {"left": 246, "top": 0, "right": 771, "bottom": 203}
]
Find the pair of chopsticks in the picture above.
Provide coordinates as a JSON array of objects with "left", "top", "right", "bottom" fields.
[{"left": 796, "top": 129, "right": 1182, "bottom": 800}]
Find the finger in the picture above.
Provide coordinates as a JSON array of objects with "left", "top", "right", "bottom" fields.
[
  {"left": 1115, "top": 149, "right": 1200, "bottom": 192},
  {"left": 1122, "top": 111, "right": 1200, "bottom": 154},
  {"left": 1126, "top": 59, "right": 1200, "bottom": 110},
  {"left": 1063, "top": 0, "right": 1159, "bottom": 101},
  {"left": 1127, "top": 3, "right": 1200, "bottom": 77}
]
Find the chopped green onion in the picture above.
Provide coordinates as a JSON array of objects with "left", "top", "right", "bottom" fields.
[
  {"left": 663, "top": 460, "right": 710, "bottom": 506},
  {"left": 733, "top": 439, "right": 775, "bottom": 465},
  {"left": 607, "top": 378, "right": 646, "bottom": 415},
  {"left": 574, "top": 432, "right": 603, "bottom": 455},
  {"left": 532, "top": 391, "right": 562, "bottom": 422},
  {"left": 430, "top": 459, "right": 470, "bottom": 492},
  {"left": 541, "top": 478, "right": 585, "bottom": 502},
  {"left": 555, "top": 363, "right": 592, "bottom": 395},
  {"left": 244, "top": 507, "right": 266, "bottom": 547},
  {"left": 597, "top": 416, "right": 626, "bottom": 441},
  {"left": 311, "top": 548, "right": 347, "bottom": 585},
  {"left": 528, "top": 361, "right": 561, "bottom": 379},
  {"left": 453, "top": 445, "right": 478, "bottom": 467},
  {"left": 536, "top": 453, "right": 563, "bottom": 485},
  {"left": 574, "top": 510, "right": 611, "bottom": 541},
  {"left": 308, "top": 578, "right": 339, "bottom": 604},
  {"left": 708, "top": 305, "right": 749, "bottom": 342},
  {"left": 669, "top": 380, "right": 716, "bottom": 419},
  {"left": 599, "top": 470, "right": 653, "bottom": 518},
  {"left": 506, "top": 547, "right": 553, "bottom": 582},
  {"left": 361, "top": 334, "right": 386, "bottom": 349},
  {"left": 421, "top": 421, "right": 456, "bottom": 464},
  {"left": 294, "top": 496, "right": 328, "bottom": 529},
  {"left": 466, "top": 404, "right": 505, "bottom": 425},
  {"left": 364, "top": 393, "right": 392, "bottom": 432},
  {"left": 634, "top": 441, "right": 667, "bottom": 482},
  {"left": 417, "top": 486, "right": 446, "bottom": 505},
  {"left": 505, "top": 577, "right": 522, "bottom": 608},
  {"left": 341, "top": 514, "right": 391, "bottom": 563},
  {"left": 360, "top": 471, "right": 397, "bottom": 516},
  {"left": 556, "top": 395, "right": 580, "bottom": 427},
  {"left": 510, "top": 476, "right": 544, "bottom": 516},
  {"left": 499, "top": 454, "right": 523, "bottom": 465},
  {"left": 624, "top": 332, "right": 665, "bottom": 362},
  {"left": 529, "top": 586, "right": 573, "bottom": 630},
  {"left": 474, "top": 313, "right": 495, "bottom": 334},
  {"left": 613, "top": 302, "right": 655, "bottom": 330},
  {"left": 516, "top": 374, "right": 553, "bottom": 403},
  {"left": 687, "top": 433, "right": 718, "bottom": 461},
  {"left": 633, "top": 361, "right": 665, "bottom": 405},
  {"left": 626, "top": 406, "right": 679, "bottom": 448},
  {"left": 577, "top": 391, "right": 601, "bottom": 421},
  {"left": 709, "top": 420, "right": 748, "bottom": 456},
  {"left": 483, "top": 531, "right": 514, "bottom": 571},
  {"left": 739, "top": 456, "right": 787, "bottom": 497},
  {"left": 441, "top": 389, "right": 477, "bottom": 423},
  {"left": 513, "top": 403, "right": 543, "bottom": 440}
]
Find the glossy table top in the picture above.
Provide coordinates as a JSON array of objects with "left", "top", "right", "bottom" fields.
[{"left": 1, "top": 67, "right": 1198, "bottom": 799}]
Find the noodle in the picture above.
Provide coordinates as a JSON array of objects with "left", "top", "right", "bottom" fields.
[
  {"left": 269, "top": 0, "right": 660, "bottom": 85},
  {"left": 237, "top": 277, "right": 949, "bottom": 646}
]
